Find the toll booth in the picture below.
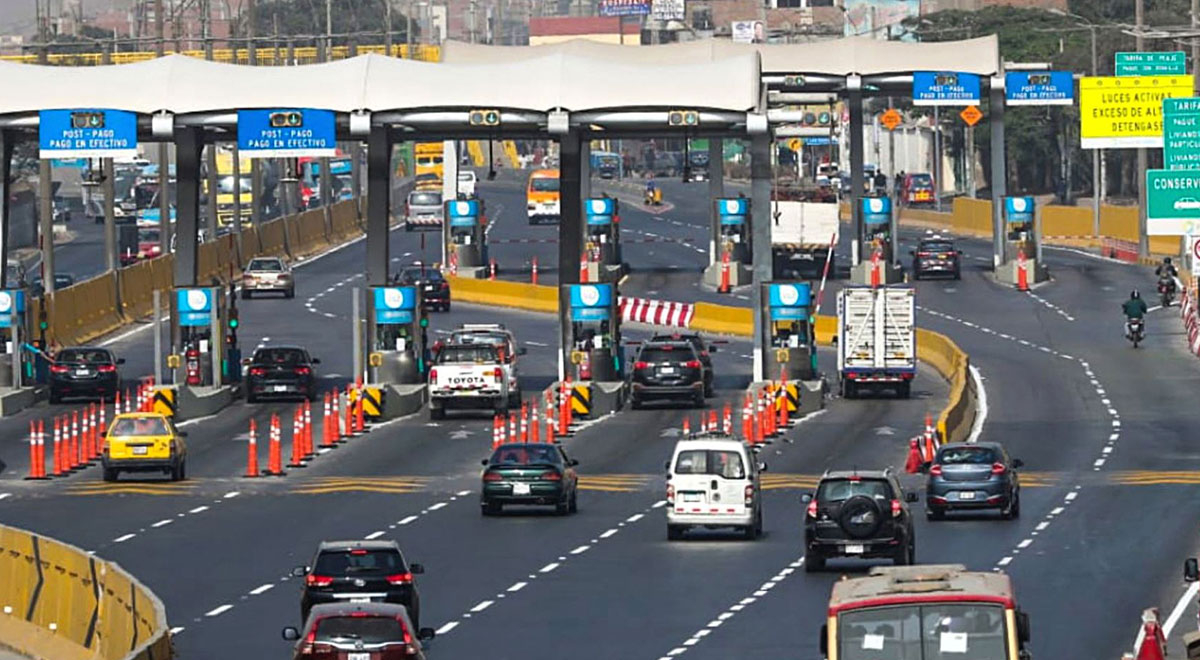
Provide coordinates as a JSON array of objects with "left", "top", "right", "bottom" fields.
[
  {"left": 367, "top": 285, "right": 427, "bottom": 385},
  {"left": 760, "top": 282, "right": 816, "bottom": 381},
  {"left": 170, "top": 287, "right": 226, "bottom": 387},
  {"left": 702, "top": 196, "right": 754, "bottom": 289},
  {"left": 997, "top": 196, "right": 1047, "bottom": 287},
  {"left": 444, "top": 197, "right": 489, "bottom": 276},
  {"left": 584, "top": 196, "right": 623, "bottom": 278},
  {"left": 0, "top": 289, "right": 28, "bottom": 388},
  {"left": 565, "top": 283, "right": 622, "bottom": 383},
  {"left": 851, "top": 196, "right": 902, "bottom": 285}
]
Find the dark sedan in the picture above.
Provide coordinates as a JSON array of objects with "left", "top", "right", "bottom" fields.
[
  {"left": 395, "top": 267, "right": 450, "bottom": 312},
  {"left": 244, "top": 346, "right": 319, "bottom": 403},
  {"left": 49, "top": 347, "right": 123, "bottom": 403},
  {"left": 925, "top": 442, "right": 1022, "bottom": 520},
  {"left": 481, "top": 443, "right": 579, "bottom": 516}
]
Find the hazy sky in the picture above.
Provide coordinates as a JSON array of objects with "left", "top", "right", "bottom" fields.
[{"left": 0, "top": 0, "right": 131, "bottom": 35}]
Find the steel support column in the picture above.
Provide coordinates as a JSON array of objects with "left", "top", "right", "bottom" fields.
[
  {"left": 750, "top": 133, "right": 772, "bottom": 382},
  {"left": 366, "top": 125, "right": 392, "bottom": 287},
  {"left": 990, "top": 77, "right": 1007, "bottom": 267},
  {"left": 205, "top": 143, "right": 218, "bottom": 238},
  {"left": 708, "top": 138, "right": 724, "bottom": 264},
  {"left": 848, "top": 77, "right": 865, "bottom": 266},
  {"left": 102, "top": 158, "right": 116, "bottom": 272},
  {"left": 558, "top": 131, "right": 584, "bottom": 381},
  {"left": 38, "top": 160, "right": 54, "bottom": 294},
  {"left": 174, "top": 128, "right": 203, "bottom": 288},
  {"left": 0, "top": 131, "right": 11, "bottom": 288}
]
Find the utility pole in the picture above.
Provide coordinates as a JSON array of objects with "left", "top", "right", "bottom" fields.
[
  {"left": 385, "top": 0, "right": 394, "bottom": 53},
  {"left": 496, "top": 0, "right": 505, "bottom": 45},
  {"left": 326, "top": 0, "right": 333, "bottom": 57},
  {"left": 406, "top": 0, "right": 413, "bottom": 56},
  {"left": 157, "top": 0, "right": 171, "bottom": 257},
  {"left": 1090, "top": 24, "right": 1101, "bottom": 237},
  {"left": 1136, "top": 0, "right": 1149, "bottom": 258}
]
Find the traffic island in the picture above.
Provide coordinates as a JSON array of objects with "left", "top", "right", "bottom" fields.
[
  {"left": 0, "top": 387, "right": 39, "bottom": 417},
  {"left": 362, "top": 384, "right": 427, "bottom": 422},
  {"left": 994, "top": 259, "right": 1049, "bottom": 289},
  {"left": 174, "top": 384, "right": 237, "bottom": 420},
  {"left": 849, "top": 261, "right": 904, "bottom": 286}
]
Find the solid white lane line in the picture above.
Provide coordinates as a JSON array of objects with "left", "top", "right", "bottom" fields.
[{"left": 1164, "top": 582, "right": 1200, "bottom": 636}]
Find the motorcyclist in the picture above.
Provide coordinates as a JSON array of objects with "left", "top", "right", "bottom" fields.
[
  {"left": 1122, "top": 290, "right": 1148, "bottom": 339},
  {"left": 1155, "top": 257, "right": 1179, "bottom": 303},
  {"left": 1155, "top": 256, "right": 1179, "bottom": 280},
  {"left": 644, "top": 178, "right": 659, "bottom": 204}
]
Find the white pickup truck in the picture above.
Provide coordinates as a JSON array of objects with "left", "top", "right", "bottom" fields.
[
  {"left": 448, "top": 324, "right": 525, "bottom": 407},
  {"left": 428, "top": 343, "right": 510, "bottom": 419}
]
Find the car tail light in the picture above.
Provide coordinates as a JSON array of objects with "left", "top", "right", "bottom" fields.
[
  {"left": 494, "top": 367, "right": 503, "bottom": 380},
  {"left": 917, "top": 251, "right": 932, "bottom": 257},
  {"left": 386, "top": 572, "right": 413, "bottom": 585},
  {"left": 396, "top": 617, "right": 414, "bottom": 645},
  {"left": 483, "top": 472, "right": 503, "bottom": 481},
  {"left": 992, "top": 462, "right": 1007, "bottom": 475},
  {"left": 806, "top": 499, "right": 818, "bottom": 518},
  {"left": 50, "top": 364, "right": 68, "bottom": 374},
  {"left": 929, "top": 464, "right": 943, "bottom": 476},
  {"left": 634, "top": 361, "right": 648, "bottom": 370},
  {"left": 429, "top": 368, "right": 438, "bottom": 384},
  {"left": 891, "top": 500, "right": 902, "bottom": 517},
  {"left": 98, "top": 364, "right": 117, "bottom": 373},
  {"left": 685, "top": 360, "right": 701, "bottom": 369},
  {"left": 305, "top": 574, "right": 334, "bottom": 587},
  {"left": 541, "top": 470, "right": 562, "bottom": 481},
  {"left": 148, "top": 246, "right": 161, "bottom": 255},
  {"left": 350, "top": 549, "right": 368, "bottom": 555},
  {"left": 667, "top": 484, "right": 674, "bottom": 504},
  {"left": 846, "top": 372, "right": 858, "bottom": 380},
  {"left": 249, "top": 367, "right": 266, "bottom": 376},
  {"left": 744, "top": 485, "right": 754, "bottom": 506},
  {"left": 294, "top": 366, "right": 311, "bottom": 375}
]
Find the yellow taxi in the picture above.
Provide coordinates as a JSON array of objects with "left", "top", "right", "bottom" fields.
[{"left": 102, "top": 412, "right": 188, "bottom": 482}]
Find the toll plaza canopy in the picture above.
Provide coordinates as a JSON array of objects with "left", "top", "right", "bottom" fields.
[
  {"left": 441, "top": 35, "right": 1001, "bottom": 77},
  {"left": 0, "top": 51, "right": 763, "bottom": 116}
]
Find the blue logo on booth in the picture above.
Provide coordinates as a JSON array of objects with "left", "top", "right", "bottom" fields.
[
  {"left": 0, "top": 289, "right": 26, "bottom": 328},
  {"left": 448, "top": 199, "right": 480, "bottom": 227},
  {"left": 586, "top": 198, "right": 616, "bottom": 225},
  {"left": 1004, "top": 197, "right": 1034, "bottom": 223},
  {"left": 176, "top": 288, "right": 212, "bottom": 327},
  {"left": 569, "top": 284, "right": 612, "bottom": 321},
  {"left": 861, "top": 196, "right": 891, "bottom": 225},
  {"left": 39, "top": 109, "right": 138, "bottom": 158},
  {"left": 373, "top": 287, "right": 417, "bottom": 324},
  {"left": 718, "top": 198, "right": 748, "bottom": 225},
  {"left": 768, "top": 283, "right": 811, "bottom": 321}
]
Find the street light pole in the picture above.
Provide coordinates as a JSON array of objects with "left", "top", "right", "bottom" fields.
[
  {"left": 1137, "top": 0, "right": 1149, "bottom": 258},
  {"left": 1091, "top": 25, "right": 1101, "bottom": 238}
]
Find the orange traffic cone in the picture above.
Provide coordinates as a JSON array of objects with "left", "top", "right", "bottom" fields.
[
  {"left": 244, "top": 418, "right": 260, "bottom": 478},
  {"left": 1135, "top": 608, "right": 1166, "bottom": 660},
  {"left": 905, "top": 437, "right": 923, "bottom": 474},
  {"left": 682, "top": 416, "right": 691, "bottom": 437},
  {"left": 530, "top": 403, "right": 540, "bottom": 443},
  {"left": 722, "top": 402, "right": 732, "bottom": 435},
  {"left": 265, "top": 413, "right": 285, "bottom": 476}
]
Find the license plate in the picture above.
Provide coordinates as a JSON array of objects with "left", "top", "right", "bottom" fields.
[
  {"left": 683, "top": 493, "right": 701, "bottom": 502},
  {"left": 76, "top": 369, "right": 90, "bottom": 376},
  {"left": 660, "top": 367, "right": 677, "bottom": 375},
  {"left": 512, "top": 482, "right": 531, "bottom": 495},
  {"left": 349, "top": 653, "right": 371, "bottom": 660},
  {"left": 959, "top": 491, "right": 976, "bottom": 500},
  {"left": 350, "top": 597, "right": 371, "bottom": 603},
  {"left": 132, "top": 446, "right": 148, "bottom": 455},
  {"left": 272, "top": 385, "right": 289, "bottom": 392},
  {"left": 845, "top": 544, "right": 865, "bottom": 554}
]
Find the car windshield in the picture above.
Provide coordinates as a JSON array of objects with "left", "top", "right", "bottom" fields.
[
  {"left": 489, "top": 446, "right": 562, "bottom": 466},
  {"left": 450, "top": 331, "right": 506, "bottom": 346},
  {"left": 138, "top": 228, "right": 160, "bottom": 243},
  {"left": 838, "top": 603, "right": 1008, "bottom": 660},
  {"left": 410, "top": 192, "right": 441, "bottom": 206},
  {"left": 531, "top": 177, "right": 560, "bottom": 192},
  {"left": 254, "top": 348, "right": 307, "bottom": 365},
  {"left": 938, "top": 447, "right": 998, "bottom": 465},
  {"left": 639, "top": 346, "right": 691, "bottom": 363},
  {"left": 314, "top": 549, "right": 404, "bottom": 576},
  {"left": 57, "top": 349, "right": 112, "bottom": 364},
  {"left": 458, "top": 172, "right": 476, "bottom": 182},
  {"left": 920, "top": 242, "right": 955, "bottom": 253},
  {"left": 400, "top": 268, "right": 444, "bottom": 283},
  {"left": 817, "top": 478, "right": 893, "bottom": 502},
  {"left": 674, "top": 449, "right": 745, "bottom": 479},
  {"left": 909, "top": 174, "right": 933, "bottom": 188},
  {"left": 5, "top": 265, "right": 21, "bottom": 283},
  {"left": 110, "top": 417, "right": 168, "bottom": 436},
  {"left": 247, "top": 259, "right": 284, "bottom": 272},
  {"left": 55, "top": 274, "right": 74, "bottom": 287},
  {"left": 313, "top": 615, "right": 408, "bottom": 645},
  {"left": 436, "top": 345, "right": 498, "bottom": 363}
]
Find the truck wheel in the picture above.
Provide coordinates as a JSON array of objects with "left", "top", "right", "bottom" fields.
[
  {"left": 102, "top": 467, "right": 118, "bottom": 482},
  {"left": 897, "top": 382, "right": 912, "bottom": 399},
  {"left": 842, "top": 381, "right": 856, "bottom": 399},
  {"left": 667, "top": 525, "right": 685, "bottom": 541},
  {"left": 429, "top": 406, "right": 445, "bottom": 421},
  {"left": 494, "top": 399, "right": 507, "bottom": 417},
  {"left": 804, "top": 550, "right": 825, "bottom": 572}
]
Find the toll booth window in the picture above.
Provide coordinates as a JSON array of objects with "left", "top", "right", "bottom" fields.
[
  {"left": 416, "top": 156, "right": 444, "bottom": 166},
  {"left": 436, "top": 345, "right": 498, "bottom": 364},
  {"left": 837, "top": 603, "right": 1006, "bottom": 660},
  {"left": 773, "top": 321, "right": 810, "bottom": 348},
  {"left": 247, "top": 258, "right": 284, "bottom": 272},
  {"left": 531, "top": 177, "right": 560, "bottom": 192},
  {"left": 488, "top": 446, "right": 562, "bottom": 466},
  {"left": 110, "top": 417, "right": 169, "bottom": 436},
  {"left": 253, "top": 348, "right": 307, "bottom": 365},
  {"left": 57, "top": 349, "right": 113, "bottom": 364},
  {"left": 673, "top": 450, "right": 745, "bottom": 479},
  {"left": 375, "top": 325, "right": 412, "bottom": 351}
]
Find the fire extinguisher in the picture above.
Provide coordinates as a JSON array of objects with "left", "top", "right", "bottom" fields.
[
  {"left": 579, "top": 351, "right": 591, "bottom": 381},
  {"left": 185, "top": 347, "right": 201, "bottom": 386}
]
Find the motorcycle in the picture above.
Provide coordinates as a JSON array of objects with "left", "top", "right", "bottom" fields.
[
  {"left": 644, "top": 187, "right": 662, "bottom": 206},
  {"left": 1126, "top": 317, "right": 1145, "bottom": 348},
  {"left": 1158, "top": 275, "right": 1176, "bottom": 307}
]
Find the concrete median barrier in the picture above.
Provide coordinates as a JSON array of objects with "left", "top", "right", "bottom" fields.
[
  {"left": 446, "top": 276, "right": 558, "bottom": 313},
  {"left": 0, "top": 522, "right": 171, "bottom": 660}
]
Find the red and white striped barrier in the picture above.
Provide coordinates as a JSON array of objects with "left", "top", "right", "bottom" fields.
[
  {"left": 1101, "top": 237, "right": 1139, "bottom": 263},
  {"left": 1181, "top": 287, "right": 1200, "bottom": 357},
  {"left": 619, "top": 297, "right": 694, "bottom": 328}
]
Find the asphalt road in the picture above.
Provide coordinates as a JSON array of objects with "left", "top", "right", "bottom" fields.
[{"left": 4, "top": 169, "right": 1192, "bottom": 658}]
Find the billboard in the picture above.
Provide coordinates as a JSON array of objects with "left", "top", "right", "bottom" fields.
[
  {"left": 842, "top": 0, "right": 919, "bottom": 39},
  {"left": 1079, "top": 75, "right": 1193, "bottom": 148},
  {"left": 651, "top": 0, "right": 685, "bottom": 21},
  {"left": 600, "top": 0, "right": 650, "bottom": 16},
  {"left": 732, "top": 20, "right": 765, "bottom": 44}
]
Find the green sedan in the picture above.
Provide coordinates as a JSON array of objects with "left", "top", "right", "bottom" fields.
[{"left": 481, "top": 443, "right": 579, "bottom": 516}]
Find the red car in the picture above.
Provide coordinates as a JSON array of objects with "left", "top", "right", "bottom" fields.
[
  {"left": 283, "top": 602, "right": 435, "bottom": 659},
  {"left": 901, "top": 173, "right": 936, "bottom": 207}
]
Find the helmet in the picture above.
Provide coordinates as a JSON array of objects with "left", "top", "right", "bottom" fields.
[
  {"left": 1131, "top": 290, "right": 1141, "bottom": 299},
  {"left": 1165, "top": 257, "right": 1173, "bottom": 264}
]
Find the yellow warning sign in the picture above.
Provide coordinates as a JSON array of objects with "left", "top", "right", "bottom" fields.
[
  {"left": 1080, "top": 75, "right": 1193, "bottom": 149},
  {"left": 787, "top": 138, "right": 803, "bottom": 151}
]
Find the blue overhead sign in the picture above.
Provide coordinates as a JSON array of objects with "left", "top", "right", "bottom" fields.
[
  {"left": 176, "top": 288, "right": 213, "bottom": 327},
  {"left": 912, "top": 72, "right": 981, "bottom": 106},
  {"left": 1005, "top": 71, "right": 1075, "bottom": 106},
  {"left": 373, "top": 287, "right": 417, "bottom": 324},
  {"left": 237, "top": 109, "right": 336, "bottom": 159},
  {"left": 39, "top": 109, "right": 138, "bottom": 159}
]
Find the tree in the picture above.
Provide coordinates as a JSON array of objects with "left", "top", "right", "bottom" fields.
[{"left": 249, "top": 0, "right": 416, "bottom": 45}]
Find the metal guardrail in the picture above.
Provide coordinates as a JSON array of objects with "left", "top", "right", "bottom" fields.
[{"left": 0, "top": 44, "right": 441, "bottom": 66}]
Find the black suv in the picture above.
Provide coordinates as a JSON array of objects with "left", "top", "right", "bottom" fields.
[
  {"left": 395, "top": 266, "right": 451, "bottom": 312},
  {"left": 245, "top": 345, "right": 319, "bottom": 403},
  {"left": 49, "top": 347, "right": 124, "bottom": 403},
  {"left": 649, "top": 332, "right": 718, "bottom": 397},
  {"left": 293, "top": 540, "right": 425, "bottom": 627},
  {"left": 629, "top": 340, "right": 706, "bottom": 409},
  {"left": 801, "top": 469, "right": 918, "bottom": 572},
  {"left": 910, "top": 236, "right": 962, "bottom": 280}
]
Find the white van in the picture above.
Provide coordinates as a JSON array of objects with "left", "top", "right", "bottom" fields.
[{"left": 666, "top": 434, "right": 764, "bottom": 540}]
